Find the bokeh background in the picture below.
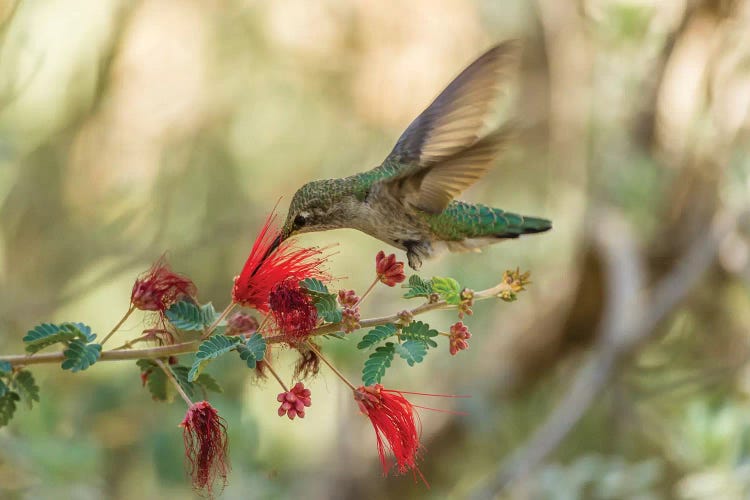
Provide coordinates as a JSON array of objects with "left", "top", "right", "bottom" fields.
[{"left": 1, "top": 0, "right": 750, "bottom": 498}]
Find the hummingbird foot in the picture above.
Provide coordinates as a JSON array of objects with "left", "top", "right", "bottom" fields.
[
  {"left": 405, "top": 240, "right": 428, "bottom": 270},
  {"left": 407, "top": 251, "right": 422, "bottom": 270}
]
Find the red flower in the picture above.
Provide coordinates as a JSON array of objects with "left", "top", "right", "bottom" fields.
[
  {"left": 225, "top": 312, "right": 259, "bottom": 336},
  {"left": 268, "top": 279, "right": 318, "bottom": 342},
  {"left": 277, "top": 382, "right": 312, "bottom": 419},
  {"left": 337, "top": 289, "right": 359, "bottom": 307},
  {"left": 342, "top": 307, "right": 361, "bottom": 334},
  {"left": 354, "top": 384, "right": 421, "bottom": 477},
  {"left": 180, "top": 401, "right": 230, "bottom": 496},
  {"left": 232, "top": 212, "right": 328, "bottom": 312},
  {"left": 449, "top": 321, "right": 471, "bottom": 355},
  {"left": 375, "top": 251, "right": 406, "bottom": 287},
  {"left": 131, "top": 256, "right": 197, "bottom": 312}
]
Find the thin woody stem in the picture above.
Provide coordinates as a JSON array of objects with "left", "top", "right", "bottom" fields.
[
  {"left": 100, "top": 305, "right": 135, "bottom": 346},
  {"left": 354, "top": 277, "right": 380, "bottom": 309},
  {"left": 0, "top": 280, "right": 518, "bottom": 368},
  {"left": 154, "top": 358, "right": 193, "bottom": 407},
  {"left": 305, "top": 341, "right": 356, "bottom": 391},
  {"left": 264, "top": 359, "right": 288, "bottom": 392},
  {"left": 202, "top": 302, "right": 237, "bottom": 339}
]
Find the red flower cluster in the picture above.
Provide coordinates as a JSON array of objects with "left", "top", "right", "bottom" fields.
[
  {"left": 268, "top": 279, "right": 318, "bottom": 342},
  {"left": 225, "top": 312, "right": 259, "bottom": 336},
  {"left": 180, "top": 401, "right": 230, "bottom": 496},
  {"left": 449, "top": 321, "right": 471, "bottom": 355},
  {"left": 337, "top": 289, "right": 359, "bottom": 307},
  {"left": 232, "top": 212, "right": 328, "bottom": 312},
  {"left": 375, "top": 251, "right": 406, "bottom": 287},
  {"left": 277, "top": 382, "right": 312, "bottom": 419},
  {"left": 354, "top": 384, "right": 421, "bottom": 477},
  {"left": 131, "top": 257, "right": 197, "bottom": 312}
]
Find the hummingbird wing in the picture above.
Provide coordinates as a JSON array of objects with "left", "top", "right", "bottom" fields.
[{"left": 378, "top": 41, "right": 519, "bottom": 214}]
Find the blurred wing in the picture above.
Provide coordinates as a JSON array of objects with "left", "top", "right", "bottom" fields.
[
  {"left": 386, "top": 40, "right": 519, "bottom": 167},
  {"left": 380, "top": 41, "right": 520, "bottom": 214},
  {"left": 400, "top": 126, "right": 516, "bottom": 213}
]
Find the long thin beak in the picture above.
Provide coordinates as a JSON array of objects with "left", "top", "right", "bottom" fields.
[{"left": 262, "top": 233, "right": 283, "bottom": 262}]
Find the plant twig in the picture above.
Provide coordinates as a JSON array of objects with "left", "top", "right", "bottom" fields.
[
  {"left": 100, "top": 305, "right": 135, "bottom": 346},
  {"left": 155, "top": 358, "right": 193, "bottom": 407},
  {"left": 0, "top": 280, "right": 519, "bottom": 368}
]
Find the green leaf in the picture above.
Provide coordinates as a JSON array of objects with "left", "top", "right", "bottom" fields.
[
  {"left": 362, "top": 343, "right": 395, "bottom": 385},
  {"left": 357, "top": 324, "right": 398, "bottom": 349},
  {"left": 137, "top": 360, "right": 169, "bottom": 402},
  {"left": 200, "top": 303, "right": 220, "bottom": 326},
  {"left": 195, "top": 373, "right": 223, "bottom": 394},
  {"left": 165, "top": 301, "right": 206, "bottom": 331},
  {"left": 0, "top": 380, "right": 6, "bottom": 398},
  {"left": 23, "top": 322, "right": 96, "bottom": 354},
  {"left": 300, "top": 278, "right": 329, "bottom": 295},
  {"left": 402, "top": 275, "right": 434, "bottom": 299},
  {"left": 237, "top": 333, "right": 267, "bottom": 369},
  {"left": 399, "top": 321, "right": 439, "bottom": 348},
  {"left": 0, "top": 391, "right": 20, "bottom": 427},
  {"left": 314, "top": 294, "right": 342, "bottom": 323},
  {"left": 171, "top": 366, "right": 197, "bottom": 399},
  {"left": 432, "top": 276, "right": 462, "bottom": 305},
  {"left": 12, "top": 370, "right": 40, "bottom": 409},
  {"left": 188, "top": 335, "right": 241, "bottom": 381},
  {"left": 394, "top": 340, "right": 427, "bottom": 366},
  {"left": 61, "top": 340, "right": 101, "bottom": 372},
  {"left": 0, "top": 361, "right": 12, "bottom": 374}
]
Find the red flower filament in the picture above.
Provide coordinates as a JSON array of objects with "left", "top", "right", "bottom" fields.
[
  {"left": 268, "top": 279, "right": 318, "bottom": 342},
  {"left": 180, "top": 401, "right": 230, "bottom": 496},
  {"left": 354, "top": 384, "right": 421, "bottom": 477},
  {"left": 232, "top": 212, "right": 328, "bottom": 312},
  {"left": 375, "top": 251, "right": 406, "bottom": 287},
  {"left": 131, "top": 257, "right": 197, "bottom": 312},
  {"left": 277, "top": 382, "right": 312, "bottom": 420}
]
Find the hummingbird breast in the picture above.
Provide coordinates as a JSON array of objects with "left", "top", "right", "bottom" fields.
[{"left": 340, "top": 184, "right": 433, "bottom": 252}]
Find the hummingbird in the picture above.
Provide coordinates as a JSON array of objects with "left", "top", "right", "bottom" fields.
[{"left": 275, "top": 40, "right": 551, "bottom": 270}]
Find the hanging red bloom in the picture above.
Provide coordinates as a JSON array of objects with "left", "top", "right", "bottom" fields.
[
  {"left": 448, "top": 321, "right": 471, "bottom": 355},
  {"left": 354, "top": 384, "right": 421, "bottom": 477},
  {"left": 375, "top": 251, "right": 406, "bottom": 287},
  {"left": 232, "top": 212, "right": 329, "bottom": 312},
  {"left": 277, "top": 382, "right": 312, "bottom": 419},
  {"left": 268, "top": 278, "right": 318, "bottom": 342},
  {"left": 131, "top": 256, "right": 197, "bottom": 312},
  {"left": 180, "top": 401, "right": 230, "bottom": 496}
]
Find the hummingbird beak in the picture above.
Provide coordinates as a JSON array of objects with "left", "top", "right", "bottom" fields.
[{"left": 262, "top": 233, "right": 284, "bottom": 262}]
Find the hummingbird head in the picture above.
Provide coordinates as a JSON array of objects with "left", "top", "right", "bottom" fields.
[{"left": 277, "top": 179, "right": 347, "bottom": 246}]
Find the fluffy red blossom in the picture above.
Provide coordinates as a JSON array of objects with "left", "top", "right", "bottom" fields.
[
  {"left": 354, "top": 384, "right": 421, "bottom": 477},
  {"left": 337, "top": 289, "right": 359, "bottom": 307},
  {"left": 180, "top": 401, "right": 230, "bottom": 496},
  {"left": 232, "top": 212, "right": 328, "bottom": 312},
  {"left": 449, "top": 321, "right": 471, "bottom": 355},
  {"left": 131, "top": 257, "right": 197, "bottom": 312},
  {"left": 268, "top": 279, "right": 318, "bottom": 342},
  {"left": 375, "top": 251, "right": 406, "bottom": 287},
  {"left": 225, "top": 312, "right": 259, "bottom": 336},
  {"left": 277, "top": 382, "right": 312, "bottom": 420}
]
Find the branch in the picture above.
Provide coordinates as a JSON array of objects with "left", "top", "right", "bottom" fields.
[
  {"left": 470, "top": 206, "right": 745, "bottom": 499},
  {"left": 0, "top": 280, "right": 518, "bottom": 368}
]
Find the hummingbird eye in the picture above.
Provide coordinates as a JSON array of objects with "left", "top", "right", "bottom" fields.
[{"left": 293, "top": 214, "right": 307, "bottom": 229}]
